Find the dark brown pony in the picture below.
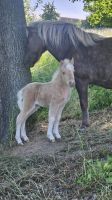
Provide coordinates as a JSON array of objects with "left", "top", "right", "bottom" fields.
[{"left": 25, "top": 21, "right": 112, "bottom": 128}]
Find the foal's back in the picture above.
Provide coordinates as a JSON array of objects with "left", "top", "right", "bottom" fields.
[{"left": 22, "top": 81, "right": 54, "bottom": 108}]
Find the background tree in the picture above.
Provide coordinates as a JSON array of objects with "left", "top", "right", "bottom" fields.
[
  {"left": 69, "top": 0, "right": 112, "bottom": 27},
  {"left": 24, "top": 0, "right": 42, "bottom": 23},
  {"left": 84, "top": 0, "right": 112, "bottom": 27},
  {"left": 0, "top": 0, "right": 31, "bottom": 142},
  {"left": 41, "top": 1, "right": 60, "bottom": 21},
  {"left": 24, "top": 0, "right": 34, "bottom": 23}
]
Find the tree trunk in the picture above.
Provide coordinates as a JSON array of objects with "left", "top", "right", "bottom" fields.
[{"left": 0, "top": 0, "right": 31, "bottom": 142}]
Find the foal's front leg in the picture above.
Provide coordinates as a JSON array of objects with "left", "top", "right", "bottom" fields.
[
  {"left": 47, "top": 103, "right": 59, "bottom": 142},
  {"left": 53, "top": 104, "right": 65, "bottom": 140}
]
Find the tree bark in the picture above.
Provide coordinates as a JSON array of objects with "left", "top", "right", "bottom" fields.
[{"left": 0, "top": 0, "right": 31, "bottom": 142}]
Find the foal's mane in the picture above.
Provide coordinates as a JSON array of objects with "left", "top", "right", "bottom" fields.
[
  {"left": 29, "top": 21, "right": 103, "bottom": 49},
  {"left": 51, "top": 69, "right": 60, "bottom": 81}
]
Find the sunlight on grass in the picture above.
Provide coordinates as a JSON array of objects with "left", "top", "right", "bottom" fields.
[
  {"left": 85, "top": 28, "right": 112, "bottom": 37},
  {"left": 31, "top": 51, "right": 59, "bottom": 82}
]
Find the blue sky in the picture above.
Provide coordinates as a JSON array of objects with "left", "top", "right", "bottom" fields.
[{"left": 32, "top": 0, "right": 88, "bottom": 19}]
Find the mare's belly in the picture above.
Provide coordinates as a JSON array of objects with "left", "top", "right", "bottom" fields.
[{"left": 91, "top": 80, "right": 112, "bottom": 89}]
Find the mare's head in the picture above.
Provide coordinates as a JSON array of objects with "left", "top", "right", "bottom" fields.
[
  {"left": 24, "top": 21, "right": 103, "bottom": 68},
  {"left": 24, "top": 27, "right": 46, "bottom": 68},
  {"left": 60, "top": 58, "right": 75, "bottom": 87}
]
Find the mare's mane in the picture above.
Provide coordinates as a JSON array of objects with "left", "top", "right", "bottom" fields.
[{"left": 28, "top": 21, "right": 103, "bottom": 49}]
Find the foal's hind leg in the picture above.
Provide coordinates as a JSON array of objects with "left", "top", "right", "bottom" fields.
[
  {"left": 21, "top": 105, "right": 39, "bottom": 142},
  {"left": 16, "top": 112, "right": 27, "bottom": 145}
]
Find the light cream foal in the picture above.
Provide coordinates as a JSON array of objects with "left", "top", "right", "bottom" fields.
[{"left": 15, "top": 58, "right": 75, "bottom": 145}]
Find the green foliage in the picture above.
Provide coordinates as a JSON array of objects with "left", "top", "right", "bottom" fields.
[
  {"left": 40, "top": 1, "right": 60, "bottom": 21},
  {"left": 24, "top": 0, "right": 42, "bottom": 23},
  {"left": 76, "top": 156, "right": 112, "bottom": 196},
  {"left": 69, "top": 0, "right": 112, "bottom": 27},
  {"left": 31, "top": 52, "right": 59, "bottom": 82},
  {"left": 89, "top": 86, "right": 112, "bottom": 111},
  {"left": 84, "top": 0, "right": 112, "bottom": 27},
  {"left": 24, "top": 0, "right": 34, "bottom": 23}
]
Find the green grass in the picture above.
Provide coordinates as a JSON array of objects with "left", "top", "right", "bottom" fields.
[
  {"left": 89, "top": 86, "right": 112, "bottom": 111},
  {"left": 77, "top": 157, "right": 112, "bottom": 186},
  {"left": 76, "top": 156, "right": 112, "bottom": 199},
  {"left": 0, "top": 154, "right": 112, "bottom": 200}
]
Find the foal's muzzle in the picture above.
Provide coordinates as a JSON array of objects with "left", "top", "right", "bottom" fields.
[{"left": 69, "top": 81, "right": 75, "bottom": 87}]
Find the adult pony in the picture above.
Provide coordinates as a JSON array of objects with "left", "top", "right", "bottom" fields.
[{"left": 25, "top": 21, "right": 112, "bottom": 128}]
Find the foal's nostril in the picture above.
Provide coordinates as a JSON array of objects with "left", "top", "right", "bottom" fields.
[{"left": 69, "top": 81, "right": 75, "bottom": 87}]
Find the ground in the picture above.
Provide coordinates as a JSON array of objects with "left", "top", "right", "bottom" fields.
[
  {"left": 11, "top": 109, "right": 112, "bottom": 158},
  {"left": 1, "top": 109, "right": 112, "bottom": 200}
]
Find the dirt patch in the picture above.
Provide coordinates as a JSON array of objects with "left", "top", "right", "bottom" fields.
[
  {"left": 11, "top": 123, "right": 66, "bottom": 157},
  {"left": 10, "top": 108, "right": 112, "bottom": 159}
]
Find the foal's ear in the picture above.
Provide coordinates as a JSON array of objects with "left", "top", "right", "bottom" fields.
[{"left": 71, "top": 57, "right": 74, "bottom": 65}]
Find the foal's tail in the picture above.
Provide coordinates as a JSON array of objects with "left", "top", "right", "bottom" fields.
[{"left": 17, "top": 89, "right": 24, "bottom": 111}]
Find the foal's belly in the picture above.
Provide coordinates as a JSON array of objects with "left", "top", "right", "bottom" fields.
[{"left": 36, "top": 89, "right": 71, "bottom": 107}]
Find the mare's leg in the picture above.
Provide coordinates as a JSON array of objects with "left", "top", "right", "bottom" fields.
[
  {"left": 53, "top": 104, "right": 65, "bottom": 140},
  {"left": 75, "top": 78, "right": 89, "bottom": 128}
]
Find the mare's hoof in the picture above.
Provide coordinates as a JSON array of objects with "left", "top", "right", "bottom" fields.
[
  {"left": 79, "top": 127, "right": 86, "bottom": 132},
  {"left": 78, "top": 124, "right": 89, "bottom": 133}
]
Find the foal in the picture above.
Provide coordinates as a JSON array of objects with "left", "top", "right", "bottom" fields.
[{"left": 15, "top": 58, "right": 75, "bottom": 145}]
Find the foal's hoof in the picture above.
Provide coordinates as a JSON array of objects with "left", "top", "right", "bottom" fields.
[
  {"left": 55, "top": 137, "right": 61, "bottom": 142},
  {"left": 24, "top": 137, "right": 29, "bottom": 143},
  {"left": 21, "top": 136, "right": 29, "bottom": 143},
  {"left": 18, "top": 141, "right": 24, "bottom": 146},
  {"left": 16, "top": 138, "right": 24, "bottom": 145},
  {"left": 51, "top": 138, "right": 55, "bottom": 143},
  {"left": 48, "top": 138, "right": 55, "bottom": 143}
]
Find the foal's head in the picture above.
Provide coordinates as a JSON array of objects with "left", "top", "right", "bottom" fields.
[{"left": 60, "top": 58, "right": 75, "bottom": 87}]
